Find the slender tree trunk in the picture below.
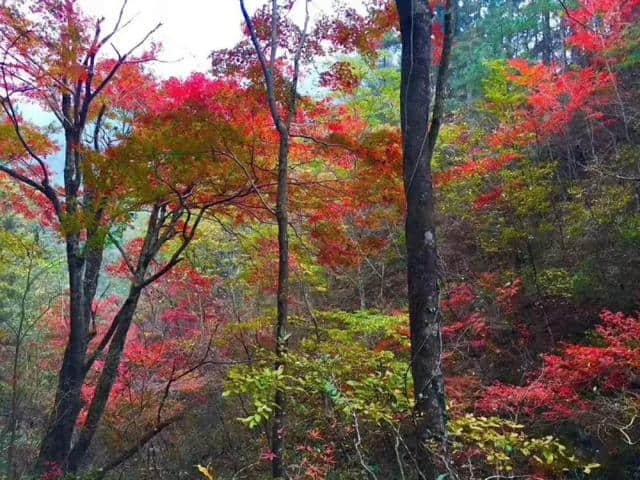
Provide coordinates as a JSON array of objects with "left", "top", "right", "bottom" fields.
[
  {"left": 239, "top": 1, "right": 309, "bottom": 476},
  {"left": 8, "top": 340, "right": 19, "bottom": 479},
  {"left": 542, "top": 7, "right": 552, "bottom": 64},
  {"left": 395, "top": 0, "right": 454, "bottom": 477},
  {"left": 357, "top": 264, "right": 366, "bottom": 310},
  {"left": 8, "top": 318, "right": 22, "bottom": 480},
  {"left": 7, "top": 261, "right": 34, "bottom": 479},
  {"left": 271, "top": 132, "right": 289, "bottom": 479}
]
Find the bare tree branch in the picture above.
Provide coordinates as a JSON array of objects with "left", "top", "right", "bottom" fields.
[
  {"left": 239, "top": 0, "right": 285, "bottom": 133},
  {"left": 427, "top": 0, "right": 455, "bottom": 156}
]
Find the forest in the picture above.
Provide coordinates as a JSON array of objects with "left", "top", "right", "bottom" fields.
[{"left": 0, "top": 0, "right": 638, "bottom": 478}]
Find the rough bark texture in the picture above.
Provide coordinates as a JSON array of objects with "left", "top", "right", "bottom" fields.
[
  {"left": 67, "top": 287, "right": 143, "bottom": 471},
  {"left": 38, "top": 109, "right": 92, "bottom": 469},
  {"left": 38, "top": 100, "right": 108, "bottom": 469},
  {"left": 395, "top": 0, "right": 455, "bottom": 477}
]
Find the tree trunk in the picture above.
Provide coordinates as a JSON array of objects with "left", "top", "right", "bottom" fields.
[
  {"left": 37, "top": 104, "right": 92, "bottom": 470},
  {"left": 67, "top": 204, "right": 169, "bottom": 470},
  {"left": 542, "top": 7, "right": 552, "bottom": 64},
  {"left": 38, "top": 236, "right": 87, "bottom": 469},
  {"left": 358, "top": 264, "right": 366, "bottom": 310},
  {"left": 37, "top": 114, "right": 106, "bottom": 468},
  {"left": 239, "top": 1, "right": 309, "bottom": 476},
  {"left": 395, "top": 0, "right": 453, "bottom": 477},
  {"left": 68, "top": 286, "right": 143, "bottom": 471},
  {"left": 8, "top": 314, "right": 22, "bottom": 480},
  {"left": 271, "top": 132, "right": 289, "bottom": 479}
]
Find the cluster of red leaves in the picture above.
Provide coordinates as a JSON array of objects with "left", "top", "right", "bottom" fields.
[
  {"left": 445, "top": 375, "right": 484, "bottom": 412},
  {"left": 566, "top": 0, "right": 640, "bottom": 54},
  {"left": 441, "top": 283, "right": 489, "bottom": 350},
  {"left": 293, "top": 430, "right": 337, "bottom": 480},
  {"left": 309, "top": 221, "right": 362, "bottom": 270},
  {"left": 505, "top": 61, "right": 614, "bottom": 141},
  {"left": 494, "top": 277, "right": 523, "bottom": 315},
  {"left": 3, "top": 183, "right": 59, "bottom": 229},
  {"left": 473, "top": 187, "right": 503, "bottom": 210},
  {"left": 0, "top": 120, "right": 59, "bottom": 228},
  {"left": 435, "top": 0, "right": 634, "bottom": 208},
  {"left": 46, "top": 261, "right": 220, "bottom": 428},
  {"left": 443, "top": 312, "right": 488, "bottom": 349},
  {"left": 315, "top": 0, "right": 395, "bottom": 59},
  {"left": 303, "top": 124, "right": 404, "bottom": 272},
  {"left": 477, "top": 310, "right": 640, "bottom": 420},
  {"left": 99, "top": 59, "right": 160, "bottom": 112},
  {"left": 153, "top": 74, "right": 240, "bottom": 118},
  {"left": 441, "top": 283, "right": 475, "bottom": 313},
  {"left": 438, "top": 58, "right": 614, "bottom": 209},
  {"left": 434, "top": 153, "right": 523, "bottom": 186},
  {"left": 42, "top": 462, "right": 64, "bottom": 480}
]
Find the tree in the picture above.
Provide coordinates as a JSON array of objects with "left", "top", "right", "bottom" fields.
[
  {"left": 0, "top": 1, "right": 259, "bottom": 471},
  {"left": 0, "top": 0, "right": 162, "bottom": 469},
  {"left": 394, "top": 0, "right": 455, "bottom": 476},
  {"left": 0, "top": 223, "right": 61, "bottom": 479},
  {"left": 237, "top": 1, "right": 310, "bottom": 476}
]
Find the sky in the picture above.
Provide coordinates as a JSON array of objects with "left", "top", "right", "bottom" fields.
[
  {"left": 24, "top": 0, "right": 361, "bottom": 172},
  {"left": 78, "top": 0, "right": 247, "bottom": 78},
  {"left": 76, "top": 0, "right": 360, "bottom": 79}
]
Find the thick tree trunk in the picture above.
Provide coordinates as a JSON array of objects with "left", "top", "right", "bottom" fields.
[
  {"left": 68, "top": 286, "right": 143, "bottom": 471},
  {"left": 37, "top": 105, "right": 91, "bottom": 469},
  {"left": 67, "top": 204, "right": 170, "bottom": 470},
  {"left": 38, "top": 236, "right": 88, "bottom": 469},
  {"left": 38, "top": 128, "right": 106, "bottom": 469},
  {"left": 395, "top": 0, "right": 453, "bottom": 477}
]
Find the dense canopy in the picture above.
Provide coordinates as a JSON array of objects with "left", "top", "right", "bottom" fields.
[{"left": 0, "top": 0, "right": 639, "bottom": 479}]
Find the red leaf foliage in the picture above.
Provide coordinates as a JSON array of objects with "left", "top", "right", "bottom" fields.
[{"left": 477, "top": 310, "right": 640, "bottom": 420}]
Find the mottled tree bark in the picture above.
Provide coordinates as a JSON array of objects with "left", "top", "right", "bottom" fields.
[
  {"left": 395, "top": 0, "right": 454, "bottom": 477},
  {"left": 38, "top": 110, "right": 92, "bottom": 469}
]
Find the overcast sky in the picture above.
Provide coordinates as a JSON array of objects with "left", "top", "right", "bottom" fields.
[
  {"left": 25, "top": 1, "right": 361, "bottom": 170},
  {"left": 77, "top": 0, "right": 360, "bottom": 78}
]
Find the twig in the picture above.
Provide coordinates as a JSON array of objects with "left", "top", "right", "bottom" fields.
[{"left": 352, "top": 413, "right": 378, "bottom": 480}]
